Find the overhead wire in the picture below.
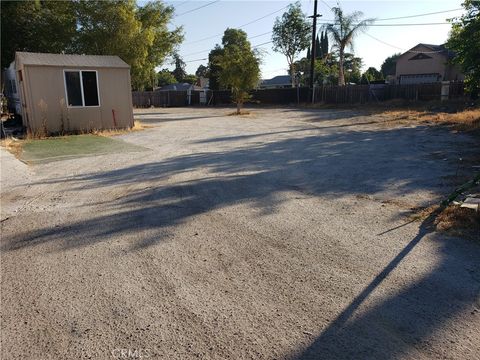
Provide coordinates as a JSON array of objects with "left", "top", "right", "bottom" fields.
[
  {"left": 175, "top": 0, "right": 220, "bottom": 18},
  {"left": 178, "top": 6, "right": 461, "bottom": 64},
  {"left": 364, "top": 33, "right": 451, "bottom": 54},
  {"left": 184, "top": 4, "right": 289, "bottom": 45}
]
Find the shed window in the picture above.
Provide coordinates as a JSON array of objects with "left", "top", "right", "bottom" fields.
[{"left": 64, "top": 70, "right": 99, "bottom": 107}]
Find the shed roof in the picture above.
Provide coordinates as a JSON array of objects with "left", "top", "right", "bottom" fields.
[{"left": 15, "top": 52, "right": 130, "bottom": 69}]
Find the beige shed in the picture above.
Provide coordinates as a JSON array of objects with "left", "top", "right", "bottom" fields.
[{"left": 14, "top": 52, "right": 134, "bottom": 134}]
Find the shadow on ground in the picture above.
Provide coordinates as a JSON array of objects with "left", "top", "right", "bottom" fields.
[
  {"left": 3, "top": 121, "right": 479, "bottom": 358},
  {"left": 290, "top": 210, "right": 479, "bottom": 359},
  {"left": 4, "top": 125, "right": 475, "bottom": 251}
]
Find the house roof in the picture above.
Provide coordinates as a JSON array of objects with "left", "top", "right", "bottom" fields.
[
  {"left": 401, "top": 43, "right": 455, "bottom": 60},
  {"left": 15, "top": 52, "right": 130, "bottom": 68},
  {"left": 260, "top": 75, "right": 291, "bottom": 86},
  {"left": 157, "top": 83, "right": 203, "bottom": 91}
]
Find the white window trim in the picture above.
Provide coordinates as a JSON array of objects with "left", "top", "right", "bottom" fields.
[{"left": 63, "top": 69, "right": 101, "bottom": 108}]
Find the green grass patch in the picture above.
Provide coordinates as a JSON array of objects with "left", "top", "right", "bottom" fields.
[{"left": 20, "top": 135, "right": 147, "bottom": 164}]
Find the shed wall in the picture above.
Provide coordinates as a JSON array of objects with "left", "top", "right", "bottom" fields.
[{"left": 23, "top": 65, "right": 133, "bottom": 133}]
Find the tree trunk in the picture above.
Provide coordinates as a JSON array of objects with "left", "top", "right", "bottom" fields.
[
  {"left": 236, "top": 101, "right": 241, "bottom": 115},
  {"left": 290, "top": 62, "right": 295, "bottom": 87},
  {"left": 338, "top": 47, "right": 345, "bottom": 86}
]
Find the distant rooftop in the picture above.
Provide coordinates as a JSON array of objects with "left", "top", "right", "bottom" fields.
[
  {"left": 157, "top": 83, "right": 203, "bottom": 91},
  {"left": 260, "top": 75, "right": 291, "bottom": 86},
  {"left": 405, "top": 44, "right": 455, "bottom": 59},
  {"left": 15, "top": 52, "right": 130, "bottom": 68}
]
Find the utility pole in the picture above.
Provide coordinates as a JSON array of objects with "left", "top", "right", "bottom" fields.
[{"left": 309, "top": 0, "right": 321, "bottom": 102}]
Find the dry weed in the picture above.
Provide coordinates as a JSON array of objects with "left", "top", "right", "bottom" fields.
[
  {"left": 86, "top": 120, "right": 152, "bottom": 137},
  {"left": 0, "top": 138, "right": 24, "bottom": 158},
  {"left": 409, "top": 204, "right": 479, "bottom": 240},
  {"left": 380, "top": 108, "right": 480, "bottom": 130},
  {"left": 227, "top": 110, "right": 253, "bottom": 116}
]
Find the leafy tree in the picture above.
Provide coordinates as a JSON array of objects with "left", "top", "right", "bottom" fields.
[
  {"left": 321, "top": 30, "right": 329, "bottom": 59},
  {"left": 380, "top": 53, "right": 401, "bottom": 77},
  {"left": 157, "top": 69, "right": 176, "bottom": 87},
  {"left": 325, "top": 6, "right": 373, "bottom": 85},
  {"left": 447, "top": 0, "right": 480, "bottom": 96},
  {"left": 171, "top": 53, "right": 187, "bottom": 82},
  {"left": 343, "top": 53, "right": 363, "bottom": 84},
  {"left": 207, "top": 46, "right": 224, "bottom": 90},
  {"left": 213, "top": 29, "right": 261, "bottom": 114},
  {"left": 207, "top": 28, "right": 252, "bottom": 91},
  {"left": 182, "top": 74, "right": 198, "bottom": 85},
  {"left": 294, "top": 56, "right": 338, "bottom": 86},
  {"left": 134, "top": 1, "right": 184, "bottom": 89},
  {"left": 195, "top": 64, "right": 208, "bottom": 78},
  {"left": 272, "top": 2, "right": 311, "bottom": 87},
  {"left": 361, "top": 67, "right": 384, "bottom": 84},
  {"left": 1, "top": 1, "right": 76, "bottom": 69},
  {"left": 1, "top": 0, "right": 183, "bottom": 90},
  {"left": 315, "top": 35, "right": 322, "bottom": 59}
]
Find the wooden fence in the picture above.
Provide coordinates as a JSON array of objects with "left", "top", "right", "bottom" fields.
[{"left": 132, "top": 82, "right": 466, "bottom": 108}]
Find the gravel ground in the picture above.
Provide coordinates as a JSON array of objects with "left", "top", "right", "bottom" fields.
[{"left": 1, "top": 107, "right": 479, "bottom": 359}]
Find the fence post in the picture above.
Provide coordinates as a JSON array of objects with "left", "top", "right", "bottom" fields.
[{"left": 441, "top": 81, "right": 450, "bottom": 101}]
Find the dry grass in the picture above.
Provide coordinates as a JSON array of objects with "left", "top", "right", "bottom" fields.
[
  {"left": 93, "top": 120, "right": 152, "bottom": 137},
  {"left": 409, "top": 204, "right": 480, "bottom": 240},
  {"left": 1, "top": 120, "right": 151, "bottom": 158},
  {"left": 435, "top": 205, "right": 480, "bottom": 239},
  {"left": 0, "top": 138, "right": 24, "bottom": 158},
  {"left": 378, "top": 108, "right": 480, "bottom": 131},
  {"left": 227, "top": 110, "right": 253, "bottom": 117}
]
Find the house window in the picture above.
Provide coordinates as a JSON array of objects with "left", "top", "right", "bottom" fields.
[{"left": 64, "top": 70, "right": 100, "bottom": 107}]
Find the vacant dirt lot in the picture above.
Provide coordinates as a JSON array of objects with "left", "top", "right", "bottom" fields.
[{"left": 1, "top": 107, "right": 479, "bottom": 359}]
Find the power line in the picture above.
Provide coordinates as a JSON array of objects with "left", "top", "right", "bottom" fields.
[
  {"left": 318, "top": 21, "right": 451, "bottom": 26},
  {"left": 320, "top": 0, "right": 332, "bottom": 10},
  {"left": 184, "top": 4, "right": 289, "bottom": 45},
  {"left": 248, "top": 31, "right": 272, "bottom": 40},
  {"left": 375, "top": 8, "right": 462, "bottom": 21},
  {"left": 183, "top": 30, "right": 274, "bottom": 57},
  {"left": 238, "top": 5, "right": 289, "bottom": 28},
  {"left": 253, "top": 40, "right": 273, "bottom": 48},
  {"left": 175, "top": 0, "right": 220, "bottom": 17},
  {"left": 185, "top": 57, "right": 207, "bottom": 63},
  {"left": 316, "top": 7, "right": 461, "bottom": 23},
  {"left": 364, "top": 33, "right": 450, "bottom": 54},
  {"left": 174, "top": 1, "right": 190, "bottom": 9}
]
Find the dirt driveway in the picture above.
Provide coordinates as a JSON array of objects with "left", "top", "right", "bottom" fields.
[{"left": 1, "top": 107, "right": 479, "bottom": 359}]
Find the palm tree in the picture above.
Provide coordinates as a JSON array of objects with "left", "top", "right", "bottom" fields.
[{"left": 325, "top": 7, "right": 373, "bottom": 85}]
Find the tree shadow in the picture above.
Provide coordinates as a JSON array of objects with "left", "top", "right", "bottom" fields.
[
  {"left": 4, "top": 125, "right": 475, "bottom": 253},
  {"left": 2, "top": 121, "right": 478, "bottom": 358},
  {"left": 291, "top": 210, "right": 480, "bottom": 359},
  {"left": 134, "top": 114, "right": 226, "bottom": 124}
]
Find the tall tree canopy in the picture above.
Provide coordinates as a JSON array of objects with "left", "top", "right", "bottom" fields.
[
  {"left": 207, "top": 46, "right": 224, "bottom": 91},
  {"left": 212, "top": 29, "right": 261, "bottom": 114},
  {"left": 324, "top": 6, "right": 373, "bottom": 85},
  {"left": 171, "top": 53, "right": 187, "bottom": 82},
  {"left": 1, "top": 0, "right": 183, "bottom": 90},
  {"left": 195, "top": 64, "right": 208, "bottom": 78},
  {"left": 447, "top": 0, "right": 480, "bottom": 96},
  {"left": 157, "top": 69, "right": 176, "bottom": 87},
  {"left": 361, "top": 67, "right": 384, "bottom": 84},
  {"left": 1, "top": 1, "right": 76, "bottom": 69},
  {"left": 380, "top": 53, "right": 401, "bottom": 78},
  {"left": 272, "top": 2, "right": 311, "bottom": 87}
]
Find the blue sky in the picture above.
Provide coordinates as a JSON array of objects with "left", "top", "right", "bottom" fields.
[{"left": 160, "top": 0, "right": 464, "bottom": 79}]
